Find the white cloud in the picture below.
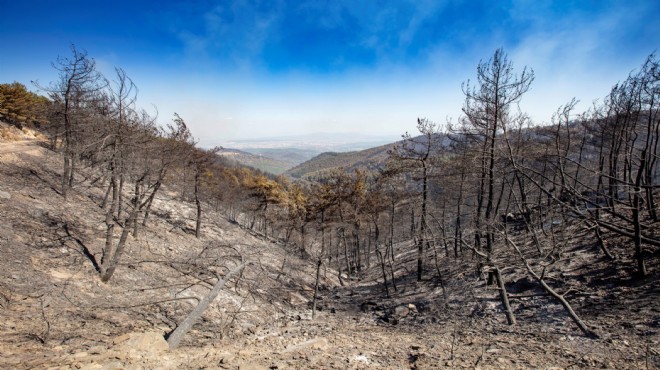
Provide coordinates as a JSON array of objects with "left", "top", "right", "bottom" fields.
[{"left": 508, "top": 1, "right": 656, "bottom": 124}]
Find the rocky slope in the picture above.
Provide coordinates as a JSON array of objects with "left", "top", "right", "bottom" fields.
[{"left": 0, "top": 129, "right": 658, "bottom": 369}]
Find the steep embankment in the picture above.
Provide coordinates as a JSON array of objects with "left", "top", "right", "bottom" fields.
[
  {"left": 0, "top": 128, "right": 658, "bottom": 369},
  {"left": 0, "top": 133, "right": 326, "bottom": 368}
]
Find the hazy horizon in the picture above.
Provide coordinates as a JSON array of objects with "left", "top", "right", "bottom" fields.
[{"left": 220, "top": 131, "right": 398, "bottom": 153}]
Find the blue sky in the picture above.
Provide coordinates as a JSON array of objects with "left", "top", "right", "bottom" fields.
[{"left": 1, "top": 0, "right": 659, "bottom": 146}]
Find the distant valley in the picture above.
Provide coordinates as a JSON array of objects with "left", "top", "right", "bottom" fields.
[
  {"left": 219, "top": 133, "right": 398, "bottom": 175},
  {"left": 216, "top": 148, "right": 296, "bottom": 175}
]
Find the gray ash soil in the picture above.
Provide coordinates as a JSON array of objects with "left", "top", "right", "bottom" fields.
[{"left": 0, "top": 136, "right": 658, "bottom": 369}]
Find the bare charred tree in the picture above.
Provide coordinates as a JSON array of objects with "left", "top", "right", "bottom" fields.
[
  {"left": 318, "top": 170, "right": 354, "bottom": 278},
  {"left": 362, "top": 177, "right": 394, "bottom": 296},
  {"left": 525, "top": 56, "right": 660, "bottom": 278},
  {"left": 307, "top": 190, "right": 329, "bottom": 318},
  {"left": 582, "top": 56, "right": 659, "bottom": 277},
  {"left": 346, "top": 170, "right": 367, "bottom": 277},
  {"left": 389, "top": 118, "right": 443, "bottom": 281},
  {"left": 108, "top": 68, "right": 138, "bottom": 222},
  {"left": 44, "top": 45, "right": 106, "bottom": 199},
  {"left": 139, "top": 114, "right": 193, "bottom": 230},
  {"left": 460, "top": 48, "right": 534, "bottom": 282},
  {"left": 98, "top": 69, "right": 140, "bottom": 283},
  {"left": 189, "top": 146, "right": 221, "bottom": 238},
  {"left": 443, "top": 137, "right": 473, "bottom": 259},
  {"left": 309, "top": 177, "right": 344, "bottom": 285},
  {"left": 125, "top": 110, "right": 175, "bottom": 239}
]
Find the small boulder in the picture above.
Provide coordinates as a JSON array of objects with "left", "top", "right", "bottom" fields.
[
  {"left": 360, "top": 301, "right": 377, "bottom": 312},
  {"left": 283, "top": 338, "right": 328, "bottom": 353},
  {"left": 393, "top": 305, "right": 410, "bottom": 318},
  {"left": 113, "top": 331, "right": 169, "bottom": 354},
  {"left": 382, "top": 304, "right": 413, "bottom": 325}
]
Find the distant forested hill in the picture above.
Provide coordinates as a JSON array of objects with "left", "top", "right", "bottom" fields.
[
  {"left": 240, "top": 147, "right": 318, "bottom": 167},
  {"left": 284, "top": 142, "right": 395, "bottom": 180},
  {"left": 217, "top": 148, "right": 294, "bottom": 175}
]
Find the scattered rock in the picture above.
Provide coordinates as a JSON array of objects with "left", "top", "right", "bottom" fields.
[
  {"left": 360, "top": 301, "right": 377, "bottom": 312},
  {"left": 393, "top": 305, "right": 410, "bottom": 318},
  {"left": 352, "top": 354, "right": 369, "bottom": 364},
  {"left": 238, "top": 363, "right": 268, "bottom": 370},
  {"left": 81, "top": 360, "right": 124, "bottom": 370},
  {"left": 50, "top": 269, "right": 74, "bottom": 280},
  {"left": 113, "top": 331, "right": 169, "bottom": 354},
  {"left": 283, "top": 338, "right": 328, "bottom": 352}
]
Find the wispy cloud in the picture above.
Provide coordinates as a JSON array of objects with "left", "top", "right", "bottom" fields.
[
  {"left": 165, "top": 1, "right": 459, "bottom": 73},
  {"left": 166, "top": 0, "right": 284, "bottom": 72},
  {"left": 508, "top": 0, "right": 660, "bottom": 123}
]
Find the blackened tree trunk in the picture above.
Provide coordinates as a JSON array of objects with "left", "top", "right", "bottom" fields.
[
  {"left": 167, "top": 262, "right": 247, "bottom": 349},
  {"left": 633, "top": 151, "right": 648, "bottom": 277},
  {"left": 195, "top": 170, "right": 202, "bottom": 238},
  {"left": 312, "top": 259, "right": 322, "bottom": 319}
]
